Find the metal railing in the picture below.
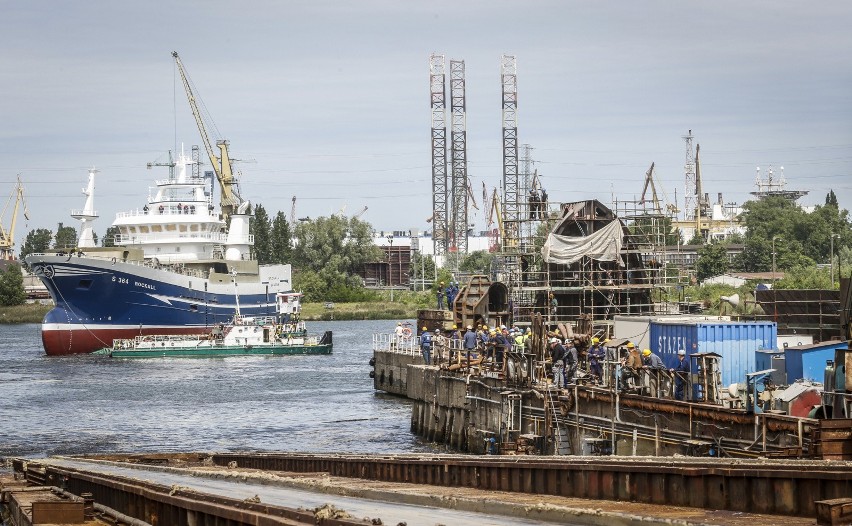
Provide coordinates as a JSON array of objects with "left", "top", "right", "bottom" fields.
[
  {"left": 113, "top": 233, "right": 253, "bottom": 245},
  {"left": 372, "top": 333, "right": 419, "bottom": 355}
]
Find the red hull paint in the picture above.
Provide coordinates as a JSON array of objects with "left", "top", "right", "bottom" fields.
[{"left": 42, "top": 326, "right": 210, "bottom": 356}]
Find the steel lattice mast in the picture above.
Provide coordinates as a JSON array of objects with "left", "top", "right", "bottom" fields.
[
  {"left": 430, "top": 54, "right": 448, "bottom": 257},
  {"left": 449, "top": 59, "right": 468, "bottom": 256},
  {"left": 501, "top": 55, "right": 519, "bottom": 249},
  {"left": 683, "top": 129, "right": 696, "bottom": 223}
]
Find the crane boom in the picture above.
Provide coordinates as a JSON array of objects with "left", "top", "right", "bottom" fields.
[
  {"left": 172, "top": 51, "right": 242, "bottom": 219},
  {"left": 639, "top": 162, "right": 663, "bottom": 215},
  {"left": 0, "top": 176, "right": 28, "bottom": 260}
]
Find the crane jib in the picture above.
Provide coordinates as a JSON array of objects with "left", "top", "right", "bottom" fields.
[{"left": 172, "top": 51, "right": 242, "bottom": 220}]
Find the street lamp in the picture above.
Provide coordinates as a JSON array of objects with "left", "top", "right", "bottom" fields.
[
  {"left": 831, "top": 233, "right": 840, "bottom": 289},
  {"left": 386, "top": 235, "right": 394, "bottom": 302},
  {"left": 771, "top": 236, "right": 782, "bottom": 283}
]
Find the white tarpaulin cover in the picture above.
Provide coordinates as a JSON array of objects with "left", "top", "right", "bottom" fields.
[{"left": 541, "top": 220, "right": 624, "bottom": 265}]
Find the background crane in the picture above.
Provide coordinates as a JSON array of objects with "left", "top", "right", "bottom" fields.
[
  {"left": 0, "top": 177, "right": 29, "bottom": 260},
  {"left": 172, "top": 51, "right": 242, "bottom": 220},
  {"left": 639, "top": 162, "right": 663, "bottom": 215},
  {"left": 353, "top": 206, "right": 368, "bottom": 220},
  {"left": 147, "top": 150, "right": 176, "bottom": 179}
]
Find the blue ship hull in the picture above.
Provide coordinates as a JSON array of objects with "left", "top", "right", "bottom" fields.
[{"left": 26, "top": 253, "right": 291, "bottom": 355}]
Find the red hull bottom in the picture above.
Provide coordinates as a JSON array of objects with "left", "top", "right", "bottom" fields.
[{"left": 42, "top": 326, "right": 211, "bottom": 356}]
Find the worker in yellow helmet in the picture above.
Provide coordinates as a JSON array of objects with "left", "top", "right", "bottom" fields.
[
  {"left": 642, "top": 348, "right": 664, "bottom": 370},
  {"left": 620, "top": 342, "right": 642, "bottom": 389},
  {"left": 589, "top": 336, "right": 605, "bottom": 382}
]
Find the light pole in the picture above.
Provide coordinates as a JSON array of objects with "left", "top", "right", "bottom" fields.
[
  {"left": 772, "top": 236, "right": 781, "bottom": 322},
  {"left": 387, "top": 235, "right": 394, "bottom": 302},
  {"left": 771, "top": 236, "right": 781, "bottom": 283},
  {"left": 831, "top": 233, "right": 840, "bottom": 289}
]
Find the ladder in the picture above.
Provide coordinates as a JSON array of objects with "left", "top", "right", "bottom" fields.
[{"left": 546, "top": 388, "right": 573, "bottom": 455}]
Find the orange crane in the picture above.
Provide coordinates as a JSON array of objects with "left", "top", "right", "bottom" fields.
[
  {"left": 172, "top": 51, "right": 242, "bottom": 220},
  {"left": 0, "top": 176, "right": 29, "bottom": 260}
]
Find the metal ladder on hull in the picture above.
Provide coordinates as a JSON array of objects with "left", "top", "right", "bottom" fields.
[{"left": 546, "top": 387, "right": 573, "bottom": 455}]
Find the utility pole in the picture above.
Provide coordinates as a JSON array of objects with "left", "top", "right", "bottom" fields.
[{"left": 831, "top": 233, "right": 840, "bottom": 288}]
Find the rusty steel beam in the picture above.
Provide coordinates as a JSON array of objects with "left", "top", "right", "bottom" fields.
[
  {"left": 28, "top": 463, "right": 364, "bottom": 526},
  {"left": 210, "top": 452, "right": 852, "bottom": 518}
]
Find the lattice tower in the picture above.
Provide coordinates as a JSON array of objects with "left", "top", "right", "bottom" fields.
[
  {"left": 429, "top": 54, "right": 448, "bottom": 256},
  {"left": 501, "top": 55, "right": 519, "bottom": 251},
  {"left": 450, "top": 59, "right": 468, "bottom": 257},
  {"left": 683, "top": 130, "right": 697, "bottom": 221}
]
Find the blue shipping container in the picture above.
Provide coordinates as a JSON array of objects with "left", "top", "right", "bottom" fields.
[
  {"left": 650, "top": 321, "right": 777, "bottom": 386},
  {"left": 784, "top": 341, "right": 846, "bottom": 382}
]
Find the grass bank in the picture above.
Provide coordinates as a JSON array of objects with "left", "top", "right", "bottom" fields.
[
  {"left": 301, "top": 301, "right": 417, "bottom": 321},
  {"left": 0, "top": 303, "right": 52, "bottom": 324}
]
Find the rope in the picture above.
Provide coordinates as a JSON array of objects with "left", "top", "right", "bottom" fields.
[{"left": 47, "top": 270, "right": 113, "bottom": 352}]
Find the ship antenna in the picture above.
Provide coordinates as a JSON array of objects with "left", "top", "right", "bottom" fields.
[{"left": 231, "top": 269, "right": 241, "bottom": 317}]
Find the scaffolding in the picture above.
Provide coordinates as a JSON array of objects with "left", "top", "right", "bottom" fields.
[{"left": 494, "top": 190, "right": 684, "bottom": 336}]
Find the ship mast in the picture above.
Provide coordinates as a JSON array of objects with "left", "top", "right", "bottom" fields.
[{"left": 172, "top": 51, "right": 242, "bottom": 221}]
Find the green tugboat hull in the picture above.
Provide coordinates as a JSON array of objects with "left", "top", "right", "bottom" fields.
[
  {"left": 101, "top": 343, "right": 332, "bottom": 358},
  {"left": 96, "top": 329, "right": 333, "bottom": 358}
]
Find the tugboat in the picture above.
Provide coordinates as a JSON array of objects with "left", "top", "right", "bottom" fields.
[{"left": 96, "top": 291, "right": 332, "bottom": 358}]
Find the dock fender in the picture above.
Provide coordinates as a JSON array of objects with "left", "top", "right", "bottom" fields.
[
  {"left": 369, "top": 357, "right": 376, "bottom": 366},
  {"left": 369, "top": 371, "right": 375, "bottom": 378}
]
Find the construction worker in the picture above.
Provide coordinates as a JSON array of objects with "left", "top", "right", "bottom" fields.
[
  {"left": 513, "top": 329, "right": 525, "bottom": 350},
  {"left": 642, "top": 348, "right": 665, "bottom": 396},
  {"left": 589, "top": 337, "right": 605, "bottom": 382},
  {"left": 563, "top": 341, "right": 578, "bottom": 384},
  {"left": 671, "top": 349, "right": 690, "bottom": 400},
  {"left": 436, "top": 282, "right": 445, "bottom": 310},
  {"left": 620, "top": 342, "right": 642, "bottom": 389},
  {"left": 463, "top": 324, "right": 477, "bottom": 355},
  {"left": 549, "top": 292, "right": 558, "bottom": 317},
  {"left": 445, "top": 281, "right": 454, "bottom": 310},
  {"left": 642, "top": 349, "right": 665, "bottom": 369},
  {"left": 485, "top": 329, "right": 498, "bottom": 365},
  {"left": 549, "top": 337, "right": 567, "bottom": 388},
  {"left": 393, "top": 322, "right": 404, "bottom": 349},
  {"left": 419, "top": 327, "right": 432, "bottom": 365}
]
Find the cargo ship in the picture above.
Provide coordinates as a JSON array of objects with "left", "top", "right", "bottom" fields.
[
  {"left": 26, "top": 52, "right": 295, "bottom": 356},
  {"left": 26, "top": 150, "right": 293, "bottom": 356}
]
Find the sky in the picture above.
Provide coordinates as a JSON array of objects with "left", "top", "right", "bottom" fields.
[{"left": 2, "top": 1, "right": 851, "bottom": 245}]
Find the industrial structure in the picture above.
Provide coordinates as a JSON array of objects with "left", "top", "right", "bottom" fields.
[
  {"left": 0, "top": 176, "right": 28, "bottom": 260},
  {"left": 173, "top": 51, "right": 243, "bottom": 221},
  {"left": 750, "top": 165, "right": 810, "bottom": 201}
]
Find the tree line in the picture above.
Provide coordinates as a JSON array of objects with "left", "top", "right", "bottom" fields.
[{"left": 695, "top": 191, "right": 852, "bottom": 286}]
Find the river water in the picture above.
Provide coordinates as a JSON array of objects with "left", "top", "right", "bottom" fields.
[{"left": 0, "top": 320, "right": 432, "bottom": 458}]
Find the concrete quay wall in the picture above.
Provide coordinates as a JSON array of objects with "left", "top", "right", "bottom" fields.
[
  {"left": 401, "top": 362, "right": 813, "bottom": 457},
  {"left": 372, "top": 350, "right": 421, "bottom": 396}
]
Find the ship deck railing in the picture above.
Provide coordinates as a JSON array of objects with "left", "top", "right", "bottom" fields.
[
  {"left": 29, "top": 252, "right": 219, "bottom": 279},
  {"left": 372, "top": 333, "right": 420, "bottom": 355},
  {"left": 113, "top": 334, "right": 210, "bottom": 350}
]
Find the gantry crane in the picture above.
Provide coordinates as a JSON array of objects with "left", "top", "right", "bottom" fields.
[
  {"left": 172, "top": 51, "right": 242, "bottom": 220},
  {"left": 1, "top": 177, "right": 29, "bottom": 260}
]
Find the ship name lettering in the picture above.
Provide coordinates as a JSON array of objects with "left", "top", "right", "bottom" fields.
[{"left": 134, "top": 281, "right": 156, "bottom": 290}]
